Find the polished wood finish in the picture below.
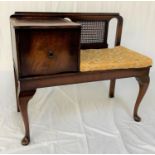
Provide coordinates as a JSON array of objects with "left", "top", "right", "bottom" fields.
[
  {"left": 12, "top": 18, "right": 81, "bottom": 78},
  {"left": 19, "top": 67, "right": 150, "bottom": 91},
  {"left": 10, "top": 12, "right": 151, "bottom": 145},
  {"left": 134, "top": 75, "right": 150, "bottom": 122},
  {"left": 19, "top": 90, "right": 36, "bottom": 145},
  {"left": 109, "top": 79, "right": 116, "bottom": 98},
  {"left": 17, "top": 28, "right": 80, "bottom": 77}
]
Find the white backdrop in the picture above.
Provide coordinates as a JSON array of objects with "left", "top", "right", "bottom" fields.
[{"left": 0, "top": 1, "right": 155, "bottom": 153}]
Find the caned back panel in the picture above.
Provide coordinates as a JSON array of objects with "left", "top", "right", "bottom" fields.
[
  {"left": 77, "top": 20, "right": 107, "bottom": 49},
  {"left": 80, "top": 21, "right": 105, "bottom": 44}
]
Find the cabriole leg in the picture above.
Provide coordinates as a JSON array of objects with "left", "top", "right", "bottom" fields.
[
  {"left": 18, "top": 90, "right": 36, "bottom": 145},
  {"left": 134, "top": 75, "right": 150, "bottom": 122}
]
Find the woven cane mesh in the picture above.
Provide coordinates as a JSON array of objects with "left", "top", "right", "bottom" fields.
[{"left": 78, "top": 20, "right": 105, "bottom": 44}]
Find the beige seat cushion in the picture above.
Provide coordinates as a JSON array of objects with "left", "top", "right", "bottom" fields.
[{"left": 80, "top": 46, "right": 152, "bottom": 72}]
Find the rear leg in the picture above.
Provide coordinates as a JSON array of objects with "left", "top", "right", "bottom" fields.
[{"left": 109, "top": 79, "right": 116, "bottom": 98}]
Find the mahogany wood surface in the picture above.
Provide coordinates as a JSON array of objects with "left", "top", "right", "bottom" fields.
[
  {"left": 18, "top": 90, "right": 36, "bottom": 145},
  {"left": 19, "top": 67, "right": 150, "bottom": 91},
  {"left": 17, "top": 28, "right": 80, "bottom": 77},
  {"left": 10, "top": 12, "right": 151, "bottom": 145},
  {"left": 134, "top": 75, "right": 150, "bottom": 122},
  {"left": 109, "top": 79, "right": 116, "bottom": 98}
]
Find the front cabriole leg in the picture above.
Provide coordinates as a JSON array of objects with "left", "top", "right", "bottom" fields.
[
  {"left": 18, "top": 90, "right": 36, "bottom": 145},
  {"left": 133, "top": 75, "right": 150, "bottom": 122}
]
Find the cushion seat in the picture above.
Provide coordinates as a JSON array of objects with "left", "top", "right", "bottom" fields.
[{"left": 80, "top": 46, "right": 152, "bottom": 72}]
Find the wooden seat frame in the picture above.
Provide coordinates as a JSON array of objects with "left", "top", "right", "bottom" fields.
[{"left": 11, "top": 12, "right": 151, "bottom": 145}]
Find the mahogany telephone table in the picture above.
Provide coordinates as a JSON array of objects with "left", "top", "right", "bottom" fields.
[{"left": 10, "top": 12, "right": 152, "bottom": 145}]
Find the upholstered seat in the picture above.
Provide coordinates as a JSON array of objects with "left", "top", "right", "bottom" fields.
[{"left": 80, "top": 46, "right": 152, "bottom": 72}]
